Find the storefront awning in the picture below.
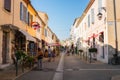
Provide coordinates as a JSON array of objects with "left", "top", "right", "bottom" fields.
[
  {"left": 47, "top": 43, "right": 61, "bottom": 46},
  {"left": 34, "top": 37, "right": 41, "bottom": 42},
  {"left": 19, "top": 29, "right": 36, "bottom": 42}
]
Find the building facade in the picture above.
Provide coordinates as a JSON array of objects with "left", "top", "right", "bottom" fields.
[
  {"left": 0, "top": 0, "right": 59, "bottom": 67},
  {"left": 71, "top": 0, "right": 120, "bottom": 63}
]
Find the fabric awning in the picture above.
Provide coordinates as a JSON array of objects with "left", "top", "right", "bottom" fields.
[
  {"left": 47, "top": 43, "right": 61, "bottom": 46},
  {"left": 19, "top": 29, "right": 36, "bottom": 42},
  {"left": 34, "top": 37, "right": 41, "bottom": 42}
]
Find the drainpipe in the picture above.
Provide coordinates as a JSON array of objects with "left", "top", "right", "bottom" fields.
[
  {"left": 113, "top": 0, "right": 118, "bottom": 55},
  {"left": 12, "top": 0, "right": 14, "bottom": 25}
]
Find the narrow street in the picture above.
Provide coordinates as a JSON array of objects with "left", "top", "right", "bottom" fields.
[
  {"left": 15, "top": 52, "right": 120, "bottom": 80},
  {"left": 1, "top": 0, "right": 120, "bottom": 80}
]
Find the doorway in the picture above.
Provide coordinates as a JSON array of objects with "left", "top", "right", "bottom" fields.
[{"left": 2, "top": 31, "right": 9, "bottom": 64}]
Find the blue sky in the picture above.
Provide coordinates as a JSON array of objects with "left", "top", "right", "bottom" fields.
[{"left": 31, "top": 0, "right": 90, "bottom": 40}]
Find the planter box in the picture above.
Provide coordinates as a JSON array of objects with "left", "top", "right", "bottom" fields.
[{"left": 89, "top": 48, "right": 97, "bottom": 53}]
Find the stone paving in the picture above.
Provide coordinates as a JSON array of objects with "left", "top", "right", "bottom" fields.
[
  {"left": 0, "top": 53, "right": 120, "bottom": 80},
  {"left": 0, "top": 57, "right": 60, "bottom": 80},
  {"left": 0, "top": 64, "right": 33, "bottom": 80}
]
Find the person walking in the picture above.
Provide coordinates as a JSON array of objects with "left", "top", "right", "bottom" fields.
[
  {"left": 37, "top": 48, "right": 43, "bottom": 70},
  {"left": 44, "top": 49, "right": 48, "bottom": 58},
  {"left": 52, "top": 49, "right": 56, "bottom": 62},
  {"left": 48, "top": 46, "right": 52, "bottom": 62}
]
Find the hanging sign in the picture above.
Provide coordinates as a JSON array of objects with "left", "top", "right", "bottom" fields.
[{"left": 31, "top": 22, "right": 40, "bottom": 30}]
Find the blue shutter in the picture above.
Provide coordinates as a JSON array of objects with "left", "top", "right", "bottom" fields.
[
  {"left": 23, "top": 5, "right": 26, "bottom": 22},
  {"left": 20, "top": 2, "right": 23, "bottom": 20}
]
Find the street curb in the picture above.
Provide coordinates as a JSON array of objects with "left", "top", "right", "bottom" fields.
[{"left": 111, "top": 75, "right": 120, "bottom": 80}]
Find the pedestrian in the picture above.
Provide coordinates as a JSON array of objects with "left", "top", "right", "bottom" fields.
[
  {"left": 52, "top": 49, "right": 56, "bottom": 62},
  {"left": 44, "top": 49, "right": 48, "bottom": 58},
  {"left": 48, "top": 46, "right": 52, "bottom": 62},
  {"left": 37, "top": 48, "right": 43, "bottom": 70}
]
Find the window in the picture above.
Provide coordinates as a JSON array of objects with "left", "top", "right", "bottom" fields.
[
  {"left": 91, "top": 8, "right": 94, "bottom": 24},
  {"left": 23, "top": 5, "right": 27, "bottom": 22},
  {"left": 99, "top": 32, "right": 104, "bottom": 43},
  {"left": 93, "top": 37, "right": 95, "bottom": 47},
  {"left": 88, "top": 15, "right": 90, "bottom": 27},
  {"left": 27, "top": 12, "right": 30, "bottom": 25},
  {"left": 44, "top": 29, "right": 47, "bottom": 37},
  {"left": 4, "top": 0, "right": 11, "bottom": 12},
  {"left": 52, "top": 35, "right": 54, "bottom": 40},
  {"left": 20, "top": 2, "right": 28, "bottom": 24},
  {"left": 29, "top": 14, "right": 33, "bottom": 27}
]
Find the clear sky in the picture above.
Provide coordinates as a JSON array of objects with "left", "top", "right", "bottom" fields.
[{"left": 31, "top": 0, "right": 90, "bottom": 41}]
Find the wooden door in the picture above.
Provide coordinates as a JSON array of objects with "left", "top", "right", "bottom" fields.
[{"left": 2, "top": 31, "right": 9, "bottom": 64}]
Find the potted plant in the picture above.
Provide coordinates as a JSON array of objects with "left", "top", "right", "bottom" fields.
[
  {"left": 88, "top": 48, "right": 97, "bottom": 63},
  {"left": 88, "top": 48, "right": 97, "bottom": 53},
  {"left": 79, "top": 49, "right": 83, "bottom": 58},
  {"left": 79, "top": 49, "right": 83, "bottom": 53}
]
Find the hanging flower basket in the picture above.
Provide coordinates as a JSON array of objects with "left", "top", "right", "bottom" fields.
[{"left": 89, "top": 48, "right": 97, "bottom": 53}]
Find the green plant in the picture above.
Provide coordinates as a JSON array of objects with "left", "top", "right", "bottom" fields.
[
  {"left": 15, "top": 50, "right": 27, "bottom": 60},
  {"left": 89, "top": 48, "right": 97, "bottom": 53},
  {"left": 23, "top": 56, "right": 34, "bottom": 68}
]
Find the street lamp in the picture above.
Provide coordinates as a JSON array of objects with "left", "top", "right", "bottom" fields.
[{"left": 97, "top": 7, "right": 106, "bottom": 20}]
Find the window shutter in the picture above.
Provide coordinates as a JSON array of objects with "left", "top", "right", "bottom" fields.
[
  {"left": 4, "top": 0, "right": 11, "bottom": 12},
  {"left": 98, "top": 0, "right": 102, "bottom": 12},
  {"left": 30, "top": 14, "right": 33, "bottom": 27},
  {"left": 29, "top": 13, "right": 31, "bottom": 26},
  {"left": 24, "top": 7, "right": 27, "bottom": 23},
  {"left": 91, "top": 8, "right": 94, "bottom": 24},
  {"left": 20, "top": 2, "right": 23, "bottom": 20},
  {"left": 27, "top": 12, "right": 30, "bottom": 25},
  {"left": 88, "top": 15, "right": 90, "bottom": 27},
  {"left": 23, "top": 5, "right": 26, "bottom": 22}
]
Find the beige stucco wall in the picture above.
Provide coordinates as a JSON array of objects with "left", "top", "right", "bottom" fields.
[
  {"left": 107, "top": 0, "right": 120, "bottom": 52},
  {"left": 115, "top": 0, "right": 120, "bottom": 52},
  {"left": 38, "top": 12, "right": 48, "bottom": 25},
  {"left": 0, "top": 0, "right": 13, "bottom": 25},
  {"left": 13, "top": 0, "right": 27, "bottom": 31},
  {"left": 0, "top": 0, "right": 28, "bottom": 64},
  {"left": 0, "top": 0, "right": 27, "bottom": 31}
]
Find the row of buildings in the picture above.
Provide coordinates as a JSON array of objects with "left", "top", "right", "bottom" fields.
[
  {"left": 70, "top": 0, "right": 120, "bottom": 63},
  {"left": 0, "top": 0, "right": 60, "bottom": 66}
]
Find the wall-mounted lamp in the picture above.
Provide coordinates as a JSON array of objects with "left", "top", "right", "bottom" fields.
[
  {"left": 97, "top": 7, "right": 106, "bottom": 20},
  {"left": 97, "top": 12, "right": 103, "bottom": 20}
]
